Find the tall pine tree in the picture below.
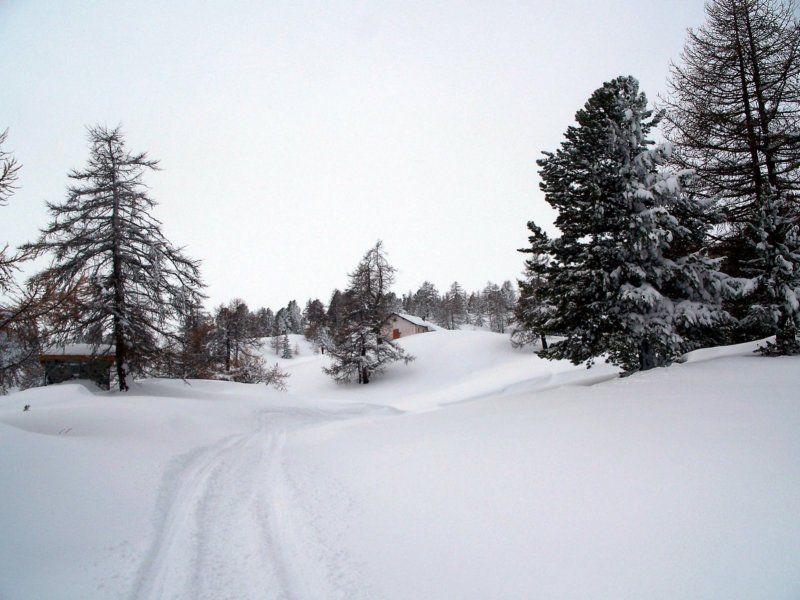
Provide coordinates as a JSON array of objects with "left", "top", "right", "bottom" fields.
[
  {"left": 741, "top": 191, "right": 800, "bottom": 353},
  {"left": 24, "top": 126, "right": 204, "bottom": 390},
  {"left": 537, "top": 76, "right": 732, "bottom": 372}
]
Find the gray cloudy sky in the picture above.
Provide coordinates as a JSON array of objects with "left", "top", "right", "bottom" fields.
[{"left": 1, "top": 0, "right": 706, "bottom": 310}]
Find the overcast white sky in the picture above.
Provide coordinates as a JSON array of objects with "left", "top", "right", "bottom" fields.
[{"left": 1, "top": 0, "right": 706, "bottom": 310}]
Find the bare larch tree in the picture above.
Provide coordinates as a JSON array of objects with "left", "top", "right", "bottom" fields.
[{"left": 24, "top": 125, "right": 204, "bottom": 390}]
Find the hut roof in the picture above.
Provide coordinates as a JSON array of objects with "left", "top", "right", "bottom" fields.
[
  {"left": 389, "top": 312, "right": 438, "bottom": 330},
  {"left": 41, "top": 344, "right": 116, "bottom": 359}
]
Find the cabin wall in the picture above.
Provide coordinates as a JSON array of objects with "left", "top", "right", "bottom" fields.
[
  {"left": 381, "top": 315, "right": 428, "bottom": 339},
  {"left": 42, "top": 359, "right": 113, "bottom": 389}
]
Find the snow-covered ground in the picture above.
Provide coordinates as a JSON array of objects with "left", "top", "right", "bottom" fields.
[{"left": 1, "top": 330, "right": 798, "bottom": 599}]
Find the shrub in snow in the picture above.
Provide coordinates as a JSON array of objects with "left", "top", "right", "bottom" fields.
[{"left": 262, "top": 362, "right": 290, "bottom": 391}]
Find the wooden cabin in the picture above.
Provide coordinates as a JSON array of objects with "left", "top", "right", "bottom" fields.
[
  {"left": 40, "top": 344, "right": 116, "bottom": 389},
  {"left": 382, "top": 313, "right": 435, "bottom": 340}
]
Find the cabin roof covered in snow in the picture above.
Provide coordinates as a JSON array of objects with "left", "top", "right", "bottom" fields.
[
  {"left": 41, "top": 343, "right": 116, "bottom": 358},
  {"left": 390, "top": 312, "right": 438, "bottom": 330}
]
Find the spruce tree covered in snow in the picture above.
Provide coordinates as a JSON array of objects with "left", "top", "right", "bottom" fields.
[
  {"left": 303, "top": 298, "right": 327, "bottom": 341},
  {"left": 412, "top": 281, "right": 440, "bottom": 322},
  {"left": 537, "top": 76, "right": 732, "bottom": 372},
  {"left": 661, "top": 0, "right": 800, "bottom": 335},
  {"left": 483, "top": 282, "right": 512, "bottom": 333},
  {"left": 324, "top": 241, "right": 413, "bottom": 384},
  {"left": 253, "top": 307, "right": 274, "bottom": 337},
  {"left": 440, "top": 282, "right": 468, "bottom": 330},
  {"left": 513, "top": 222, "right": 554, "bottom": 350},
  {"left": 500, "top": 281, "right": 517, "bottom": 315},
  {"left": 210, "top": 299, "right": 262, "bottom": 374},
  {"left": 326, "top": 289, "right": 346, "bottom": 333},
  {"left": 286, "top": 300, "right": 304, "bottom": 334},
  {"left": 23, "top": 126, "right": 204, "bottom": 390},
  {"left": 384, "top": 291, "right": 403, "bottom": 314},
  {"left": 467, "top": 292, "right": 486, "bottom": 327},
  {"left": 273, "top": 308, "right": 289, "bottom": 336},
  {"left": 741, "top": 192, "right": 800, "bottom": 354},
  {"left": 281, "top": 332, "right": 292, "bottom": 359}
]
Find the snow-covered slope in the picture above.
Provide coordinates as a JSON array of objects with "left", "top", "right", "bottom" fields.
[
  {"left": 263, "top": 330, "right": 620, "bottom": 411},
  {"left": 1, "top": 332, "right": 798, "bottom": 599}
]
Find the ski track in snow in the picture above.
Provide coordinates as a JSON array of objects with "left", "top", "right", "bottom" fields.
[
  {"left": 130, "top": 405, "right": 384, "bottom": 600},
  {"left": 129, "top": 361, "right": 623, "bottom": 600}
]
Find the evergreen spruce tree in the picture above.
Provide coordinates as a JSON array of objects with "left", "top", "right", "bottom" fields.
[
  {"left": 281, "top": 332, "right": 292, "bottom": 359},
  {"left": 537, "top": 76, "right": 731, "bottom": 372},
  {"left": 273, "top": 308, "right": 289, "bottom": 337},
  {"left": 286, "top": 300, "right": 304, "bottom": 334},
  {"left": 483, "top": 282, "right": 509, "bottom": 333},
  {"left": 24, "top": 126, "right": 204, "bottom": 390},
  {"left": 513, "top": 222, "right": 554, "bottom": 349},
  {"left": 324, "top": 241, "right": 413, "bottom": 384},
  {"left": 254, "top": 307, "right": 274, "bottom": 337},
  {"left": 326, "top": 289, "right": 345, "bottom": 333},
  {"left": 661, "top": 0, "right": 800, "bottom": 336},
  {"left": 741, "top": 192, "right": 800, "bottom": 354},
  {"left": 210, "top": 299, "right": 262, "bottom": 374},
  {"left": 303, "top": 298, "right": 327, "bottom": 341},
  {"left": 412, "top": 281, "right": 440, "bottom": 321},
  {"left": 441, "top": 281, "right": 468, "bottom": 330},
  {"left": 467, "top": 292, "right": 486, "bottom": 327}
]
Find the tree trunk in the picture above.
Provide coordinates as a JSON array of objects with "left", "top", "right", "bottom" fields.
[
  {"left": 360, "top": 335, "right": 369, "bottom": 384},
  {"left": 109, "top": 140, "right": 128, "bottom": 391},
  {"left": 540, "top": 334, "right": 548, "bottom": 350},
  {"left": 639, "top": 338, "right": 656, "bottom": 372},
  {"left": 732, "top": 6, "right": 766, "bottom": 206},
  {"left": 743, "top": 2, "right": 780, "bottom": 191}
]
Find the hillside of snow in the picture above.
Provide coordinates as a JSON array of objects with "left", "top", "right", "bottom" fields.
[{"left": 1, "top": 330, "right": 798, "bottom": 599}]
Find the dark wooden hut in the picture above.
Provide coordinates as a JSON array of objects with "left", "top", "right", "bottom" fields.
[{"left": 40, "top": 344, "right": 116, "bottom": 389}]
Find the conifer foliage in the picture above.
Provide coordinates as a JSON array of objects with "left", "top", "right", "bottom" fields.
[
  {"left": 0, "top": 129, "right": 21, "bottom": 294},
  {"left": 24, "top": 126, "right": 204, "bottom": 390},
  {"left": 530, "top": 76, "right": 732, "bottom": 372},
  {"left": 512, "top": 222, "right": 553, "bottom": 350},
  {"left": 662, "top": 0, "right": 800, "bottom": 222},
  {"left": 741, "top": 192, "right": 800, "bottom": 354},
  {"left": 324, "top": 241, "right": 413, "bottom": 384},
  {"left": 662, "top": 0, "right": 800, "bottom": 352},
  {"left": 0, "top": 128, "right": 38, "bottom": 391}
]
